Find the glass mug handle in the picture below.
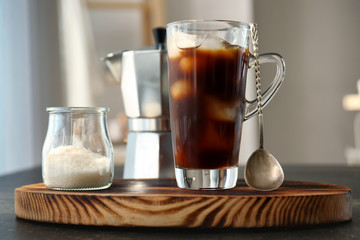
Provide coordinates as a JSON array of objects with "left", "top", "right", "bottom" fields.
[{"left": 244, "top": 53, "right": 286, "bottom": 120}]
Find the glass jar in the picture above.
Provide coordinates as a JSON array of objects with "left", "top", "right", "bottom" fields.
[{"left": 42, "top": 107, "right": 114, "bottom": 190}]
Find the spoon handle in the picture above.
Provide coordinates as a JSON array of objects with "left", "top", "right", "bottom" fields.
[{"left": 250, "top": 23, "right": 264, "bottom": 149}]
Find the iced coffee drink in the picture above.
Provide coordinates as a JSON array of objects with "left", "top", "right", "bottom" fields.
[
  {"left": 166, "top": 20, "right": 285, "bottom": 189},
  {"left": 168, "top": 34, "right": 249, "bottom": 170}
]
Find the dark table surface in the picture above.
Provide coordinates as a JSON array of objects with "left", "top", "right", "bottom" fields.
[{"left": 1, "top": 165, "right": 359, "bottom": 240}]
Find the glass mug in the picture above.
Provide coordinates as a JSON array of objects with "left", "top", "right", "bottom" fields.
[{"left": 166, "top": 20, "right": 285, "bottom": 189}]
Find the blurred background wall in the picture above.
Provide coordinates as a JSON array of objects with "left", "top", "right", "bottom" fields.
[
  {"left": 0, "top": 0, "right": 62, "bottom": 176},
  {"left": 1, "top": 0, "right": 359, "bottom": 176},
  {"left": 254, "top": 0, "right": 360, "bottom": 165}
]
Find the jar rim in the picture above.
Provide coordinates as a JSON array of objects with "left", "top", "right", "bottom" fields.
[{"left": 46, "top": 107, "right": 109, "bottom": 113}]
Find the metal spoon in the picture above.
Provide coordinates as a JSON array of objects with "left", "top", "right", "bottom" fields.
[{"left": 244, "top": 24, "right": 284, "bottom": 191}]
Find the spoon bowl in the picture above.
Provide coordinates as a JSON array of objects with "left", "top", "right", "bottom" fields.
[{"left": 244, "top": 148, "right": 284, "bottom": 191}]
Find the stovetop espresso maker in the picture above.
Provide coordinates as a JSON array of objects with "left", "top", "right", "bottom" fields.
[{"left": 103, "top": 28, "right": 174, "bottom": 178}]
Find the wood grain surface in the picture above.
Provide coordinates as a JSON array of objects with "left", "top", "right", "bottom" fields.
[{"left": 14, "top": 179, "right": 352, "bottom": 228}]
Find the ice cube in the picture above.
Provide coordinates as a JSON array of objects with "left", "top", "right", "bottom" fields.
[
  {"left": 167, "top": 32, "right": 203, "bottom": 58},
  {"left": 198, "top": 34, "right": 232, "bottom": 50},
  {"left": 170, "top": 79, "right": 193, "bottom": 100},
  {"left": 179, "top": 57, "right": 194, "bottom": 74},
  {"left": 205, "top": 96, "right": 238, "bottom": 122}
]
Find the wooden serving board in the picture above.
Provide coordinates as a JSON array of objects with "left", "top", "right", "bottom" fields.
[{"left": 15, "top": 179, "right": 352, "bottom": 228}]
